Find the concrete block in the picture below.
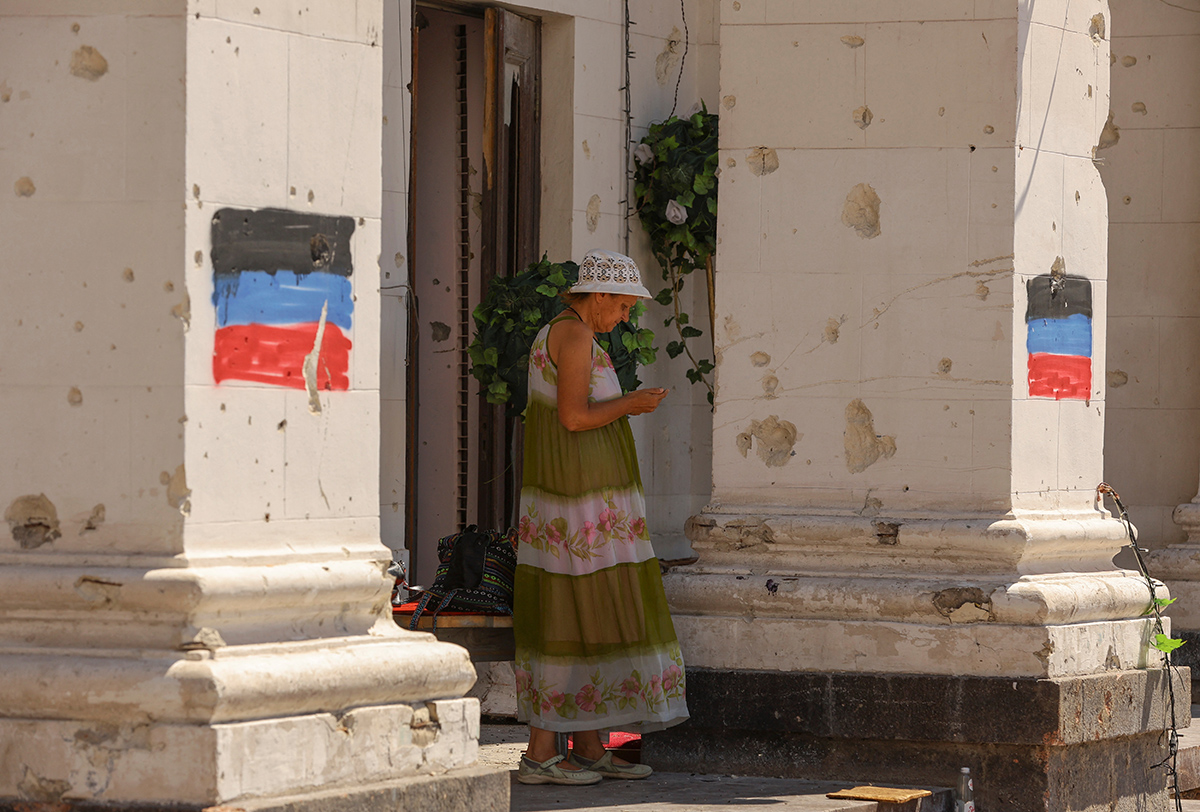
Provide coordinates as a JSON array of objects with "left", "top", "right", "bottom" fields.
[
  {"left": 1163, "top": 127, "right": 1200, "bottom": 225},
  {"left": 1014, "top": 147, "right": 1065, "bottom": 276},
  {"left": 571, "top": 114, "right": 624, "bottom": 216},
  {"left": 350, "top": 215, "right": 381, "bottom": 392},
  {"left": 867, "top": 20, "right": 1019, "bottom": 149},
  {"left": 572, "top": 19, "right": 623, "bottom": 119},
  {"left": 1060, "top": 155, "right": 1108, "bottom": 280},
  {"left": 1109, "top": 0, "right": 1200, "bottom": 37},
  {"left": 1108, "top": 34, "right": 1200, "bottom": 131},
  {"left": 287, "top": 35, "right": 383, "bottom": 219},
  {"left": 379, "top": 289, "right": 408, "bottom": 402},
  {"left": 186, "top": 18, "right": 290, "bottom": 210},
  {"left": 1055, "top": 398, "right": 1105, "bottom": 499},
  {"left": 1104, "top": 315, "right": 1160, "bottom": 409},
  {"left": 1159, "top": 317, "right": 1200, "bottom": 410},
  {"left": 379, "top": 396, "right": 407, "bottom": 510},
  {"left": 1105, "top": 406, "right": 1200, "bottom": 509},
  {"left": 283, "top": 388, "right": 379, "bottom": 519},
  {"left": 1100, "top": 126, "right": 1164, "bottom": 225},
  {"left": 1108, "top": 223, "right": 1200, "bottom": 318},
  {"left": 184, "top": 385, "right": 289, "bottom": 525},
  {"left": 717, "top": 24, "right": 863, "bottom": 150},
  {"left": 1023, "top": 24, "right": 1105, "bottom": 158},
  {"left": 1012, "top": 397, "right": 1061, "bottom": 500},
  {"left": 126, "top": 14, "right": 186, "bottom": 202},
  {"left": 967, "top": 147, "right": 1017, "bottom": 262},
  {"left": 382, "top": 85, "right": 408, "bottom": 194}
]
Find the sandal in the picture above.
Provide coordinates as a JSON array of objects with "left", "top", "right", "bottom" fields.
[
  {"left": 517, "top": 754, "right": 602, "bottom": 786},
  {"left": 568, "top": 750, "right": 653, "bottom": 780}
]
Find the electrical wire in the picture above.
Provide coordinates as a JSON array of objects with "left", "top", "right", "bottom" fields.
[
  {"left": 1098, "top": 482, "right": 1184, "bottom": 812},
  {"left": 668, "top": 0, "right": 689, "bottom": 119}
]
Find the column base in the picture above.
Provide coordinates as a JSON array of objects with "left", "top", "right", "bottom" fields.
[
  {"left": 0, "top": 765, "right": 508, "bottom": 812},
  {"left": 643, "top": 667, "right": 1189, "bottom": 812}
]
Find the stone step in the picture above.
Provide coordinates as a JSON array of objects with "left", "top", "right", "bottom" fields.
[{"left": 1178, "top": 705, "right": 1200, "bottom": 794}]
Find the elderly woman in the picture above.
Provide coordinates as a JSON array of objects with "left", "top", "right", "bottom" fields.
[{"left": 513, "top": 250, "right": 690, "bottom": 786}]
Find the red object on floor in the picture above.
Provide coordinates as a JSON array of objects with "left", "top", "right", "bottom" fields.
[
  {"left": 567, "top": 732, "right": 641, "bottom": 749},
  {"left": 393, "top": 600, "right": 509, "bottom": 616}
]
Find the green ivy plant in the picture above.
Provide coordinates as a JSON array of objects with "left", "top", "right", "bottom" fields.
[
  {"left": 633, "top": 104, "right": 718, "bottom": 404},
  {"left": 467, "top": 257, "right": 656, "bottom": 419}
]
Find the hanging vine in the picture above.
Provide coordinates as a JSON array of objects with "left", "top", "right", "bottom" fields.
[{"left": 633, "top": 104, "right": 718, "bottom": 405}]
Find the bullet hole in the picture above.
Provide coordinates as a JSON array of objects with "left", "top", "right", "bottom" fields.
[
  {"left": 581, "top": 139, "right": 591, "bottom": 159},
  {"left": 6, "top": 494, "right": 62, "bottom": 549},
  {"left": 310, "top": 233, "right": 332, "bottom": 267},
  {"left": 193, "top": 184, "right": 200, "bottom": 200},
  {"left": 123, "top": 267, "right": 135, "bottom": 282},
  {"left": 841, "top": 183, "right": 881, "bottom": 239},
  {"left": 750, "top": 351, "right": 771, "bottom": 367},
  {"left": 0, "top": 81, "right": 10, "bottom": 103},
  {"left": 290, "top": 186, "right": 297, "bottom": 196},
  {"left": 761, "top": 374, "right": 779, "bottom": 398},
  {"left": 71, "top": 23, "right": 80, "bottom": 33},
  {"left": 1097, "top": 111, "right": 1120, "bottom": 150},
  {"left": 586, "top": 195, "right": 601, "bottom": 233},
  {"left": 1089, "top": 14, "right": 1105, "bottom": 42},
  {"left": 432, "top": 278, "right": 441, "bottom": 286},
  {"left": 873, "top": 521, "right": 901, "bottom": 545},
  {"left": 166, "top": 465, "right": 191, "bottom": 513},
  {"left": 747, "top": 147, "right": 780, "bottom": 176},
  {"left": 844, "top": 399, "right": 896, "bottom": 473},
  {"left": 80, "top": 504, "right": 105, "bottom": 534},
  {"left": 938, "top": 106, "right": 945, "bottom": 117},
  {"left": 727, "top": 157, "right": 737, "bottom": 168},
  {"left": 74, "top": 321, "right": 83, "bottom": 332},
  {"left": 278, "top": 419, "right": 288, "bottom": 432},
  {"left": 1088, "top": 85, "right": 1093, "bottom": 98},
  {"left": 68, "top": 387, "right": 83, "bottom": 406},
  {"left": 265, "top": 512, "right": 271, "bottom": 522},
  {"left": 841, "top": 35, "right": 865, "bottom": 48},
  {"left": 1121, "top": 55, "right": 1137, "bottom": 67},
  {"left": 254, "top": 6, "right": 261, "bottom": 13},
  {"left": 736, "top": 415, "right": 800, "bottom": 467},
  {"left": 70, "top": 45, "right": 108, "bottom": 80},
  {"left": 1075, "top": 191, "right": 1081, "bottom": 203},
  {"left": 170, "top": 291, "right": 191, "bottom": 331},
  {"left": 1052, "top": 221, "right": 1056, "bottom": 231},
  {"left": 1132, "top": 102, "right": 1147, "bottom": 116},
  {"left": 655, "top": 27, "right": 683, "bottom": 86},
  {"left": 859, "top": 495, "right": 883, "bottom": 517},
  {"left": 307, "top": 189, "right": 315, "bottom": 203},
  {"left": 937, "top": 357, "right": 953, "bottom": 375},
  {"left": 1123, "top": 196, "right": 1132, "bottom": 205},
  {"left": 983, "top": 125, "right": 994, "bottom": 134},
  {"left": 975, "top": 282, "right": 990, "bottom": 300},
  {"left": 824, "top": 317, "right": 843, "bottom": 344},
  {"left": 765, "top": 579, "right": 779, "bottom": 595},
  {"left": 220, "top": 403, "right": 226, "bottom": 412},
  {"left": 732, "top": 1, "right": 741, "bottom": 10},
  {"left": 969, "top": 144, "right": 976, "bottom": 152},
  {"left": 430, "top": 321, "right": 452, "bottom": 342},
  {"left": 14, "top": 177, "right": 35, "bottom": 197},
  {"left": 1108, "top": 370, "right": 1128, "bottom": 388},
  {"left": 394, "top": 253, "right": 405, "bottom": 268},
  {"left": 164, "top": 281, "right": 175, "bottom": 292},
  {"left": 722, "top": 95, "right": 737, "bottom": 110},
  {"left": 1050, "top": 256, "right": 1066, "bottom": 279},
  {"left": 853, "top": 106, "right": 873, "bottom": 129},
  {"left": 194, "top": 250, "right": 203, "bottom": 267}
]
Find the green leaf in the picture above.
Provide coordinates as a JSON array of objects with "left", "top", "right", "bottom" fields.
[
  {"left": 654, "top": 288, "right": 674, "bottom": 306},
  {"left": 663, "top": 315, "right": 675, "bottom": 327},
  {"left": 666, "top": 341, "right": 685, "bottom": 359},
  {"left": 1153, "top": 634, "right": 1186, "bottom": 654},
  {"left": 707, "top": 195, "right": 719, "bottom": 214},
  {"left": 1154, "top": 597, "right": 1178, "bottom": 609},
  {"left": 697, "top": 359, "right": 715, "bottom": 374},
  {"left": 676, "top": 312, "right": 689, "bottom": 325},
  {"left": 681, "top": 325, "right": 703, "bottom": 339},
  {"left": 685, "top": 368, "right": 701, "bottom": 384},
  {"left": 677, "top": 190, "right": 696, "bottom": 208},
  {"left": 483, "top": 347, "right": 499, "bottom": 367},
  {"left": 693, "top": 173, "right": 715, "bottom": 195}
]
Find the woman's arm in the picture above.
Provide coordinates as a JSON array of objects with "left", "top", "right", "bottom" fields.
[{"left": 549, "top": 318, "right": 667, "bottom": 432}]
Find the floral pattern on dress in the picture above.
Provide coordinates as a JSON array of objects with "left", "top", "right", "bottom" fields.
[
  {"left": 514, "top": 645, "right": 686, "bottom": 722},
  {"left": 519, "top": 491, "right": 650, "bottom": 562}
]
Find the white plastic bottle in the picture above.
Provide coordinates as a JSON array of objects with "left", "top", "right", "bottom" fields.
[{"left": 956, "top": 766, "right": 976, "bottom": 812}]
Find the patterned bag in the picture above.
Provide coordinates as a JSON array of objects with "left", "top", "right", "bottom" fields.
[{"left": 407, "top": 525, "right": 518, "bottom": 630}]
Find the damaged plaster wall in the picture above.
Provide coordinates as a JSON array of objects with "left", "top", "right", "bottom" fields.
[
  {"left": 0, "top": 6, "right": 187, "bottom": 555},
  {"left": 710, "top": 5, "right": 1026, "bottom": 514},
  {"left": 1100, "top": 0, "right": 1200, "bottom": 549}
]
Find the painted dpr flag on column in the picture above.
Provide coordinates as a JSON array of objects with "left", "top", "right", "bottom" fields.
[
  {"left": 1025, "top": 274, "right": 1092, "bottom": 400},
  {"left": 211, "top": 208, "right": 356, "bottom": 390}
]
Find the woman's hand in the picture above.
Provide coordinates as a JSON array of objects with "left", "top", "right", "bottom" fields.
[{"left": 625, "top": 387, "right": 668, "bottom": 415}]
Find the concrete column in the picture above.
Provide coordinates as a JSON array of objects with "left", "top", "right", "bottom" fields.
[
  {"left": 649, "top": 3, "right": 1184, "bottom": 810},
  {"left": 0, "top": 2, "right": 502, "bottom": 809}
]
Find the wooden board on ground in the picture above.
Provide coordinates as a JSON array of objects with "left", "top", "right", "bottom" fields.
[{"left": 826, "top": 787, "right": 932, "bottom": 803}]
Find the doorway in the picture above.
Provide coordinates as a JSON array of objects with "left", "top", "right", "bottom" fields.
[{"left": 406, "top": 3, "right": 541, "bottom": 585}]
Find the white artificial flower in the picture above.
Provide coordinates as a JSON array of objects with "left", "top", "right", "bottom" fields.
[
  {"left": 665, "top": 199, "right": 688, "bottom": 225},
  {"left": 633, "top": 143, "right": 655, "bottom": 165},
  {"left": 684, "top": 101, "right": 703, "bottom": 119}
]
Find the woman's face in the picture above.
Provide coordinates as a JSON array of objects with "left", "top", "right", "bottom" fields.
[{"left": 595, "top": 294, "right": 638, "bottom": 332}]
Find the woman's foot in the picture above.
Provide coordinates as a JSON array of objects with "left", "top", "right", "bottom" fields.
[
  {"left": 517, "top": 754, "right": 602, "bottom": 786},
  {"left": 567, "top": 750, "right": 653, "bottom": 780}
]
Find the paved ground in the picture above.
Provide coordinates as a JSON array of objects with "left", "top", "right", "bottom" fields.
[{"left": 480, "top": 725, "right": 944, "bottom": 812}]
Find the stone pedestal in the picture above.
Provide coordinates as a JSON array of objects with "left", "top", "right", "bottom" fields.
[
  {"left": 0, "top": 3, "right": 502, "bottom": 809},
  {"left": 655, "top": 3, "right": 1184, "bottom": 810}
]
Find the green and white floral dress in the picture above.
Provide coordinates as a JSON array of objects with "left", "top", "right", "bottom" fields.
[{"left": 513, "top": 314, "right": 689, "bottom": 733}]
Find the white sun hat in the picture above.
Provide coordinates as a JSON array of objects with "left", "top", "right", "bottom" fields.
[{"left": 570, "top": 249, "right": 652, "bottom": 299}]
